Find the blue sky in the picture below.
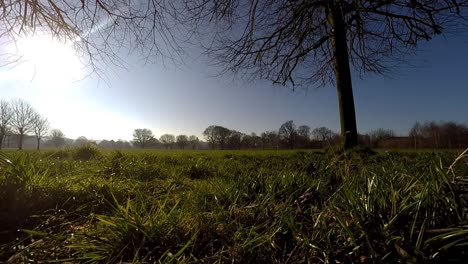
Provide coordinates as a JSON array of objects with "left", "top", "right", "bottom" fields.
[{"left": 1, "top": 33, "right": 467, "bottom": 141}]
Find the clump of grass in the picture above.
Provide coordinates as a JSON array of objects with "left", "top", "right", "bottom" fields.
[
  {"left": 184, "top": 159, "right": 213, "bottom": 179},
  {"left": 72, "top": 144, "right": 102, "bottom": 161}
]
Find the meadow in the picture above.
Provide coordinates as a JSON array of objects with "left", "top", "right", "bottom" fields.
[{"left": 0, "top": 146, "right": 467, "bottom": 263}]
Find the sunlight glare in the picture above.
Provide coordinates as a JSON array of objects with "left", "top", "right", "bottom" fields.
[{"left": 7, "top": 35, "right": 84, "bottom": 91}]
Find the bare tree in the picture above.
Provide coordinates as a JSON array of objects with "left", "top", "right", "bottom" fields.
[
  {"left": 188, "top": 135, "right": 199, "bottom": 149},
  {"left": 409, "top": 122, "right": 423, "bottom": 149},
  {"left": 49, "top": 129, "right": 66, "bottom": 148},
  {"left": 297, "top": 125, "right": 311, "bottom": 139},
  {"left": 313, "top": 127, "right": 335, "bottom": 142},
  {"left": 11, "top": 99, "right": 36, "bottom": 150},
  {"left": 297, "top": 125, "right": 311, "bottom": 148},
  {"left": 369, "top": 128, "right": 395, "bottom": 148},
  {"left": 160, "top": 134, "right": 175, "bottom": 149},
  {"left": 32, "top": 113, "right": 49, "bottom": 150},
  {"left": 0, "top": 100, "right": 13, "bottom": 149},
  {"left": 132, "top": 129, "right": 155, "bottom": 149},
  {"left": 181, "top": 0, "right": 468, "bottom": 149},
  {"left": 176, "top": 134, "right": 189, "bottom": 149},
  {"left": 279, "top": 120, "right": 296, "bottom": 149}
]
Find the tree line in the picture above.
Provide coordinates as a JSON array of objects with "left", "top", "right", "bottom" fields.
[
  {"left": 131, "top": 129, "right": 200, "bottom": 150},
  {"left": 133, "top": 120, "right": 468, "bottom": 150},
  {"left": 1, "top": 99, "right": 466, "bottom": 150}
]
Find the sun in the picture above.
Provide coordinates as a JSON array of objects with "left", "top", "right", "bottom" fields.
[{"left": 10, "top": 35, "right": 84, "bottom": 89}]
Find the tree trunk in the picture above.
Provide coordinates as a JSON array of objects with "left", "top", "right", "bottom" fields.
[
  {"left": 18, "top": 132, "right": 24, "bottom": 150},
  {"left": 36, "top": 137, "right": 41, "bottom": 150},
  {"left": 0, "top": 134, "right": 3, "bottom": 150},
  {"left": 327, "top": 1, "right": 358, "bottom": 150}
]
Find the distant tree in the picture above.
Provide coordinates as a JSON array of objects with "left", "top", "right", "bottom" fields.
[
  {"left": 215, "top": 126, "right": 232, "bottom": 150},
  {"left": 440, "top": 122, "right": 466, "bottom": 149},
  {"left": 279, "top": 120, "right": 296, "bottom": 149},
  {"left": 313, "top": 127, "right": 334, "bottom": 142},
  {"left": 49, "top": 129, "right": 66, "bottom": 148},
  {"left": 241, "top": 134, "right": 253, "bottom": 148},
  {"left": 0, "top": 100, "right": 13, "bottom": 149},
  {"left": 203, "top": 126, "right": 217, "bottom": 149},
  {"left": 249, "top": 133, "right": 262, "bottom": 148},
  {"left": 11, "top": 99, "right": 36, "bottom": 150},
  {"left": 409, "top": 122, "right": 423, "bottom": 149},
  {"left": 203, "top": 125, "right": 231, "bottom": 149},
  {"left": 312, "top": 127, "right": 336, "bottom": 148},
  {"left": 74, "top": 136, "right": 89, "bottom": 146},
  {"left": 369, "top": 128, "right": 395, "bottom": 148},
  {"left": 297, "top": 125, "right": 311, "bottom": 139},
  {"left": 182, "top": 0, "right": 468, "bottom": 149},
  {"left": 160, "top": 134, "right": 175, "bottom": 149},
  {"left": 418, "top": 122, "right": 442, "bottom": 149},
  {"left": 132, "top": 128, "right": 155, "bottom": 149},
  {"left": 410, "top": 121, "right": 468, "bottom": 149},
  {"left": 297, "top": 125, "right": 311, "bottom": 148},
  {"left": 227, "top": 130, "right": 243, "bottom": 149},
  {"left": 32, "top": 113, "right": 49, "bottom": 150},
  {"left": 188, "top": 135, "right": 200, "bottom": 150},
  {"left": 176, "top": 135, "right": 189, "bottom": 149},
  {"left": 260, "top": 132, "right": 269, "bottom": 149},
  {"left": 116, "top": 140, "right": 132, "bottom": 149},
  {"left": 261, "top": 131, "right": 279, "bottom": 149}
]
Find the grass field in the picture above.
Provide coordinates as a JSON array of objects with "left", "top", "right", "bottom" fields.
[{"left": 1, "top": 146, "right": 467, "bottom": 263}]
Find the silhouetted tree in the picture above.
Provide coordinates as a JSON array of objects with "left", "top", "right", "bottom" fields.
[
  {"left": 203, "top": 126, "right": 217, "bottom": 149},
  {"left": 313, "top": 127, "right": 334, "bottom": 141},
  {"left": 132, "top": 128, "right": 155, "bottom": 149},
  {"left": 0, "top": 100, "right": 13, "bottom": 149},
  {"left": 297, "top": 125, "right": 311, "bottom": 139},
  {"left": 176, "top": 135, "right": 189, "bottom": 149},
  {"left": 279, "top": 120, "right": 296, "bottom": 149},
  {"left": 261, "top": 131, "right": 280, "bottom": 149},
  {"left": 182, "top": 0, "right": 468, "bottom": 149},
  {"left": 32, "top": 113, "right": 49, "bottom": 150},
  {"left": 297, "top": 125, "right": 311, "bottom": 148},
  {"left": 160, "top": 134, "right": 175, "bottom": 149},
  {"left": 216, "top": 126, "right": 231, "bottom": 150},
  {"left": 203, "top": 125, "right": 231, "bottom": 149},
  {"left": 11, "top": 99, "right": 36, "bottom": 150},
  {"left": 49, "top": 129, "right": 66, "bottom": 148},
  {"left": 188, "top": 135, "right": 200, "bottom": 149},
  {"left": 312, "top": 127, "right": 336, "bottom": 148},
  {"left": 227, "top": 130, "right": 243, "bottom": 150}
]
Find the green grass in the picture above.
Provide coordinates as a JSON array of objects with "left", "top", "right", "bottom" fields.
[{"left": 1, "top": 146, "right": 467, "bottom": 263}]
